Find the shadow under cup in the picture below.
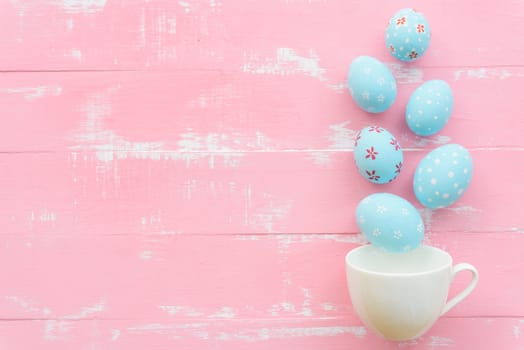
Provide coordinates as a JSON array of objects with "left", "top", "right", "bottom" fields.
[{"left": 345, "top": 245, "right": 478, "bottom": 341}]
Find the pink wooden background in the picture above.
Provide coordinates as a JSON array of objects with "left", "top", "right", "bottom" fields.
[{"left": 1, "top": 0, "right": 523, "bottom": 348}]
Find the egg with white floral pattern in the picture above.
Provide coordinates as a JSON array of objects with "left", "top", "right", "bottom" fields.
[
  {"left": 347, "top": 56, "right": 397, "bottom": 113},
  {"left": 414, "top": 144, "right": 473, "bottom": 209},
  {"left": 406, "top": 80, "right": 453, "bottom": 136},
  {"left": 356, "top": 193, "right": 424, "bottom": 253},
  {"left": 386, "top": 8, "right": 431, "bottom": 62},
  {"left": 354, "top": 126, "right": 403, "bottom": 184}
]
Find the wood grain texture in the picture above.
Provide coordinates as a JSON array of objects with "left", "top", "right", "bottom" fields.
[
  {"left": 1, "top": 318, "right": 524, "bottom": 350},
  {"left": 0, "top": 233, "right": 522, "bottom": 320},
  {"left": 0, "top": 150, "right": 520, "bottom": 235},
  {"left": 1, "top": 0, "right": 523, "bottom": 348}
]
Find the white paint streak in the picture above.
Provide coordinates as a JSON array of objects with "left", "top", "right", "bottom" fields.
[
  {"left": 514, "top": 325, "right": 521, "bottom": 339},
  {"left": 220, "top": 326, "right": 366, "bottom": 341},
  {"left": 30, "top": 209, "right": 57, "bottom": 223},
  {"left": 275, "top": 234, "right": 364, "bottom": 245},
  {"left": 428, "top": 335, "right": 454, "bottom": 347},
  {"left": 248, "top": 194, "right": 293, "bottom": 233},
  {"left": 167, "top": 17, "right": 177, "bottom": 34},
  {"left": 308, "top": 151, "right": 332, "bottom": 166},
  {"left": 70, "top": 88, "right": 270, "bottom": 166},
  {"left": 127, "top": 323, "right": 208, "bottom": 339},
  {"left": 328, "top": 121, "right": 357, "bottom": 149},
  {"left": 209, "top": 307, "right": 236, "bottom": 319},
  {"left": 179, "top": 1, "right": 191, "bottom": 13},
  {"left": 111, "top": 329, "right": 121, "bottom": 341},
  {"left": 298, "top": 288, "right": 313, "bottom": 317},
  {"left": 320, "top": 303, "right": 336, "bottom": 311},
  {"left": 158, "top": 306, "right": 204, "bottom": 317},
  {"left": 44, "top": 320, "right": 72, "bottom": 341},
  {"left": 445, "top": 205, "right": 482, "bottom": 213},
  {"left": 4, "top": 296, "right": 50, "bottom": 315},
  {"left": 0, "top": 85, "right": 63, "bottom": 101},
  {"left": 65, "top": 300, "right": 105, "bottom": 319},
  {"left": 69, "top": 48, "right": 83, "bottom": 61},
  {"left": 387, "top": 63, "right": 423, "bottom": 84},
  {"left": 234, "top": 235, "right": 260, "bottom": 241},
  {"left": 140, "top": 250, "right": 153, "bottom": 260},
  {"left": 243, "top": 48, "right": 326, "bottom": 81},
  {"left": 421, "top": 208, "right": 434, "bottom": 233},
  {"left": 408, "top": 134, "right": 451, "bottom": 147},
  {"left": 60, "top": 0, "right": 107, "bottom": 13},
  {"left": 454, "top": 68, "right": 516, "bottom": 81}
]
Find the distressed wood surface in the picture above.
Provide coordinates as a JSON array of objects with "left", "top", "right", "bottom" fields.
[{"left": 1, "top": 0, "right": 523, "bottom": 348}]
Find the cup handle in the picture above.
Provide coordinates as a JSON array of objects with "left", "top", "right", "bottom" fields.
[{"left": 441, "top": 263, "right": 479, "bottom": 316}]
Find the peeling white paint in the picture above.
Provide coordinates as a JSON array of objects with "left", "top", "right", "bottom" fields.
[
  {"left": 0, "top": 85, "right": 63, "bottom": 101},
  {"left": 65, "top": 300, "right": 105, "bottom": 319},
  {"left": 308, "top": 151, "right": 332, "bottom": 166},
  {"left": 158, "top": 305, "right": 204, "bottom": 317},
  {"left": 446, "top": 205, "right": 481, "bottom": 213},
  {"left": 209, "top": 307, "right": 236, "bottom": 319},
  {"left": 269, "top": 302, "right": 296, "bottom": 316},
  {"left": 219, "top": 325, "right": 366, "bottom": 341},
  {"left": 298, "top": 288, "right": 313, "bottom": 317},
  {"left": 320, "top": 303, "right": 336, "bottom": 311},
  {"left": 127, "top": 322, "right": 208, "bottom": 334},
  {"left": 140, "top": 250, "right": 153, "bottom": 260},
  {"left": 69, "top": 48, "right": 83, "bottom": 61},
  {"left": 111, "top": 329, "right": 121, "bottom": 341},
  {"left": 66, "top": 18, "right": 74, "bottom": 30},
  {"left": 167, "top": 16, "right": 177, "bottom": 34},
  {"left": 454, "top": 68, "right": 517, "bottom": 80},
  {"left": 44, "top": 320, "right": 72, "bottom": 341},
  {"left": 410, "top": 134, "right": 451, "bottom": 147},
  {"left": 248, "top": 195, "right": 293, "bottom": 233},
  {"left": 4, "top": 296, "right": 50, "bottom": 315},
  {"left": 275, "top": 233, "right": 364, "bottom": 245},
  {"left": 60, "top": 0, "right": 107, "bottom": 13},
  {"left": 30, "top": 209, "right": 57, "bottom": 223},
  {"left": 387, "top": 63, "right": 423, "bottom": 84},
  {"left": 70, "top": 88, "right": 270, "bottom": 166},
  {"left": 421, "top": 208, "right": 434, "bottom": 233},
  {"left": 234, "top": 235, "right": 260, "bottom": 241},
  {"left": 328, "top": 121, "right": 357, "bottom": 149},
  {"left": 179, "top": 1, "right": 191, "bottom": 13},
  {"left": 428, "top": 335, "right": 454, "bottom": 347},
  {"left": 243, "top": 48, "right": 326, "bottom": 81}
]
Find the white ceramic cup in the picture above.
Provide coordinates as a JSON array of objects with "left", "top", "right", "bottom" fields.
[{"left": 345, "top": 245, "right": 479, "bottom": 341}]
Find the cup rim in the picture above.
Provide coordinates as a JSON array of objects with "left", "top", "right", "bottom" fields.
[{"left": 345, "top": 244, "right": 452, "bottom": 277}]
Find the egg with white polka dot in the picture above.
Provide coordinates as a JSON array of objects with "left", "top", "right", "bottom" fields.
[
  {"left": 356, "top": 193, "right": 424, "bottom": 253},
  {"left": 406, "top": 80, "right": 453, "bottom": 136},
  {"left": 414, "top": 144, "right": 473, "bottom": 209},
  {"left": 347, "top": 56, "right": 397, "bottom": 113},
  {"left": 386, "top": 8, "right": 431, "bottom": 62},
  {"left": 353, "top": 126, "right": 403, "bottom": 184}
]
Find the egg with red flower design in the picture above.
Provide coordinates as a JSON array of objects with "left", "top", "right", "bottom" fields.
[
  {"left": 353, "top": 126, "right": 404, "bottom": 184},
  {"left": 386, "top": 8, "right": 431, "bottom": 62}
]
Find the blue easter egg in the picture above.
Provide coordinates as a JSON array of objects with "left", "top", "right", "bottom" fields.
[
  {"left": 356, "top": 193, "right": 424, "bottom": 253},
  {"left": 353, "top": 126, "right": 403, "bottom": 184},
  {"left": 347, "top": 56, "right": 397, "bottom": 113},
  {"left": 414, "top": 144, "right": 473, "bottom": 209},
  {"left": 406, "top": 80, "right": 453, "bottom": 136},
  {"left": 386, "top": 8, "right": 431, "bottom": 62}
]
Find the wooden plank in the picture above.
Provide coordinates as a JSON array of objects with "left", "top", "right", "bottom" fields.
[
  {"left": 0, "top": 1, "right": 523, "bottom": 70},
  {"left": 0, "top": 150, "right": 521, "bottom": 235},
  {"left": 0, "top": 69, "right": 523, "bottom": 152},
  {"left": 0, "top": 232, "right": 522, "bottom": 319},
  {"left": 0, "top": 317, "right": 523, "bottom": 349}
]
